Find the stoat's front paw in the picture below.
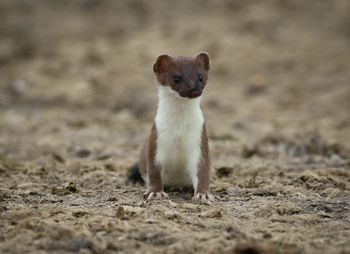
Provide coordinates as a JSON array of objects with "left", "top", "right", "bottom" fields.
[
  {"left": 193, "top": 193, "right": 214, "bottom": 201},
  {"left": 143, "top": 191, "right": 169, "bottom": 201}
]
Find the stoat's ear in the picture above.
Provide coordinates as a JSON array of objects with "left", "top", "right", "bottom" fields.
[
  {"left": 153, "top": 54, "right": 175, "bottom": 74},
  {"left": 196, "top": 52, "right": 210, "bottom": 71}
]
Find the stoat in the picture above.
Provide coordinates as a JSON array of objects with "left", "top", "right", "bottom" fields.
[{"left": 128, "top": 52, "right": 213, "bottom": 201}]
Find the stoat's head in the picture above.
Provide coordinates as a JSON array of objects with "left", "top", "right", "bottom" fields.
[{"left": 153, "top": 52, "right": 210, "bottom": 99}]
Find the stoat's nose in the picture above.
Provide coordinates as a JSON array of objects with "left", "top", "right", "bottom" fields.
[{"left": 188, "top": 89, "right": 202, "bottom": 98}]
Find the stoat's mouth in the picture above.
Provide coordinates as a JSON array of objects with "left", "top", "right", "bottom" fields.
[
  {"left": 179, "top": 89, "right": 202, "bottom": 98},
  {"left": 188, "top": 89, "right": 202, "bottom": 98}
]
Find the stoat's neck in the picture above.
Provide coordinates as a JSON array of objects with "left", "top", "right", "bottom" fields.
[{"left": 155, "top": 86, "right": 204, "bottom": 130}]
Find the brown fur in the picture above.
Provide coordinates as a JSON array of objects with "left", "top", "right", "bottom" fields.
[
  {"left": 140, "top": 53, "right": 212, "bottom": 199},
  {"left": 139, "top": 124, "right": 162, "bottom": 192},
  {"left": 153, "top": 54, "right": 209, "bottom": 98},
  {"left": 196, "top": 124, "right": 210, "bottom": 194}
]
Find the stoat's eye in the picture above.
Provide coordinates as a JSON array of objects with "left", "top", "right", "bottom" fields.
[
  {"left": 198, "top": 74, "right": 203, "bottom": 82},
  {"left": 173, "top": 76, "right": 182, "bottom": 84}
]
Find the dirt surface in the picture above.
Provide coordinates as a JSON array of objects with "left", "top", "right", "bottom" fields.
[{"left": 0, "top": 1, "right": 350, "bottom": 253}]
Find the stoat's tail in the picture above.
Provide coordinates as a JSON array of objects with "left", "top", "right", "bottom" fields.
[{"left": 126, "top": 164, "right": 144, "bottom": 184}]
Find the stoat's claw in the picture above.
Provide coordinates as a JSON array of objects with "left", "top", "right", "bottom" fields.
[
  {"left": 143, "top": 191, "right": 169, "bottom": 200},
  {"left": 193, "top": 192, "right": 214, "bottom": 201}
]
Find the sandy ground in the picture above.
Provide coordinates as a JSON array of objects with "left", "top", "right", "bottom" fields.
[{"left": 0, "top": 1, "right": 350, "bottom": 253}]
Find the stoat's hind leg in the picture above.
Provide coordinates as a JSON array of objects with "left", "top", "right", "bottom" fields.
[
  {"left": 190, "top": 166, "right": 214, "bottom": 201},
  {"left": 143, "top": 191, "right": 168, "bottom": 200},
  {"left": 192, "top": 125, "right": 214, "bottom": 201},
  {"left": 143, "top": 124, "right": 168, "bottom": 201},
  {"left": 193, "top": 192, "right": 214, "bottom": 201}
]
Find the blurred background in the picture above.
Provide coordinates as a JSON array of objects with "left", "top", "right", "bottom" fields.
[
  {"left": 1, "top": 0, "right": 350, "bottom": 151},
  {"left": 0, "top": 0, "right": 349, "bottom": 162},
  {"left": 1, "top": 0, "right": 350, "bottom": 189},
  {"left": 0, "top": 1, "right": 350, "bottom": 253}
]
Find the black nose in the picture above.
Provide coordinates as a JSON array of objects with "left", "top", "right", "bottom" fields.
[{"left": 188, "top": 89, "right": 202, "bottom": 98}]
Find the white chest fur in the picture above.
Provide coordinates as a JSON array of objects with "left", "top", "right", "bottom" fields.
[{"left": 155, "top": 86, "right": 204, "bottom": 189}]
